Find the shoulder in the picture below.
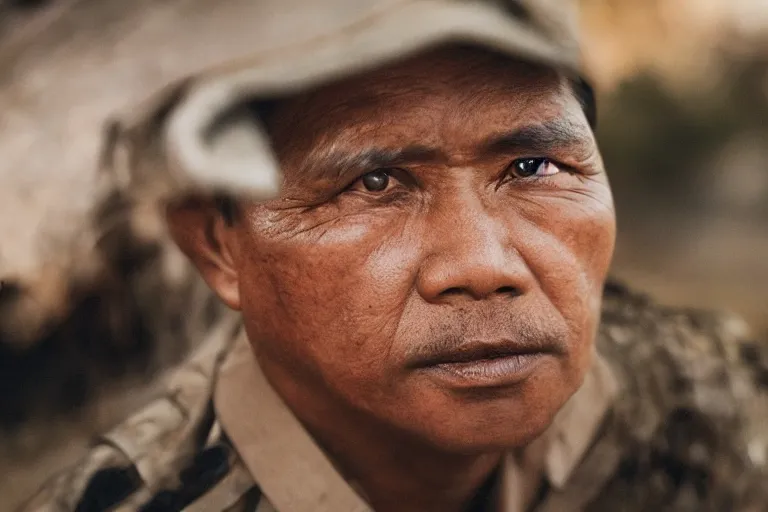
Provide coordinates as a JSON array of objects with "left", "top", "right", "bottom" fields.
[
  {"left": 592, "top": 281, "right": 768, "bottom": 510},
  {"left": 21, "top": 437, "right": 261, "bottom": 512},
  {"left": 597, "top": 281, "right": 768, "bottom": 441},
  {"left": 19, "top": 317, "right": 260, "bottom": 512}
]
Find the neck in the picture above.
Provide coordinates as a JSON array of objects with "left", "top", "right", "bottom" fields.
[
  {"left": 310, "top": 408, "right": 502, "bottom": 512},
  {"left": 335, "top": 434, "right": 502, "bottom": 512},
  {"left": 266, "top": 365, "right": 503, "bottom": 512}
]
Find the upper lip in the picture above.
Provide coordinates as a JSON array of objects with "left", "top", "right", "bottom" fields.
[{"left": 408, "top": 339, "right": 554, "bottom": 368}]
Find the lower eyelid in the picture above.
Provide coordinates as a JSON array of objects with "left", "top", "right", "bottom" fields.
[
  {"left": 337, "top": 191, "right": 411, "bottom": 210},
  {"left": 503, "top": 170, "right": 583, "bottom": 189}
]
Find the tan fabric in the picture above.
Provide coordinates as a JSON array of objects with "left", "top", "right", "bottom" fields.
[
  {"left": 214, "top": 335, "right": 371, "bottom": 512},
  {"left": 543, "top": 353, "right": 619, "bottom": 488},
  {"left": 215, "top": 332, "right": 618, "bottom": 512}
]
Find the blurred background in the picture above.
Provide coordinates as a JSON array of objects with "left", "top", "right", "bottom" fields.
[
  {"left": 583, "top": 0, "right": 768, "bottom": 336},
  {"left": 1, "top": 0, "right": 767, "bottom": 508}
]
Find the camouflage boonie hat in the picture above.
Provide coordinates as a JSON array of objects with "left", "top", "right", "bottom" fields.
[{"left": 106, "top": 0, "right": 590, "bottom": 204}]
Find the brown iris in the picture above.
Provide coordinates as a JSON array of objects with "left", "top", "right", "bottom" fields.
[{"left": 361, "top": 170, "right": 390, "bottom": 192}]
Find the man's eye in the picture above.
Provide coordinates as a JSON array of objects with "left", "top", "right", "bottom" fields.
[
  {"left": 352, "top": 169, "right": 395, "bottom": 193},
  {"left": 508, "top": 158, "right": 561, "bottom": 178}
]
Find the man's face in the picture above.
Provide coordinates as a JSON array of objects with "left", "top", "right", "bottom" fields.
[{"left": 204, "top": 46, "right": 615, "bottom": 451}]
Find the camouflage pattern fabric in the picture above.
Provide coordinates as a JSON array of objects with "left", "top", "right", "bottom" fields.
[{"left": 585, "top": 283, "right": 768, "bottom": 512}]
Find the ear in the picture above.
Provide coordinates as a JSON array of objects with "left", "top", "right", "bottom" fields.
[{"left": 166, "top": 197, "right": 242, "bottom": 310}]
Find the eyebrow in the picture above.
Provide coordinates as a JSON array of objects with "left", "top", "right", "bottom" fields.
[
  {"left": 304, "top": 144, "right": 443, "bottom": 182},
  {"left": 480, "top": 118, "right": 593, "bottom": 158},
  {"left": 338, "top": 145, "right": 442, "bottom": 171}
]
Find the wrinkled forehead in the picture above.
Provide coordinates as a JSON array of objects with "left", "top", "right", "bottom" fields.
[{"left": 263, "top": 45, "right": 589, "bottom": 161}]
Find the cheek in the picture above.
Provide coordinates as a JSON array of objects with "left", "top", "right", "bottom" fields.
[
  {"left": 513, "top": 192, "right": 615, "bottom": 353},
  {"left": 532, "top": 187, "right": 615, "bottom": 290},
  {"left": 554, "top": 202, "right": 616, "bottom": 297},
  {"left": 236, "top": 211, "right": 423, "bottom": 384}
]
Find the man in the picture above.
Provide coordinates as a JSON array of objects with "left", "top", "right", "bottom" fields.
[{"left": 22, "top": 0, "right": 768, "bottom": 511}]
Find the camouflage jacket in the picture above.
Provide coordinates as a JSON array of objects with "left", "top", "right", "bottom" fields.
[{"left": 21, "top": 284, "right": 768, "bottom": 512}]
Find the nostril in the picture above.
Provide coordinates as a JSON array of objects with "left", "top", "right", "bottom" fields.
[
  {"left": 495, "top": 286, "right": 521, "bottom": 297},
  {"left": 0, "top": 280, "right": 24, "bottom": 305},
  {"left": 436, "top": 286, "right": 521, "bottom": 300},
  {"left": 439, "top": 287, "right": 464, "bottom": 297}
]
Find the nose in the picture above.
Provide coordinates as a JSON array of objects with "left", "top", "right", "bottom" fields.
[{"left": 417, "top": 205, "right": 534, "bottom": 304}]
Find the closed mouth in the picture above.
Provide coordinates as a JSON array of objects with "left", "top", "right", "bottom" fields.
[
  {"left": 409, "top": 340, "right": 554, "bottom": 369},
  {"left": 408, "top": 338, "right": 558, "bottom": 388}
]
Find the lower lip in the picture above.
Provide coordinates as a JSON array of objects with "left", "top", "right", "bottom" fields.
[{"left": 421, "top": 353, "right": 548, "bottom": 389}]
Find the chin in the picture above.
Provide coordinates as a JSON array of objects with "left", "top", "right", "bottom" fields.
[
  {"left": 427, "top": 415, "right": 557, "bottom": 454},
  {"left": 404, "top": 388, "right": 568, "bottom": 454}
]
